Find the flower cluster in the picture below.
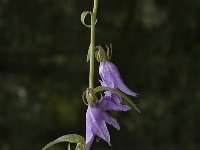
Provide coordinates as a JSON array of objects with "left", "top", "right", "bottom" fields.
[{"left": 86, "top": 58, "right": 137, "bottom": 149}]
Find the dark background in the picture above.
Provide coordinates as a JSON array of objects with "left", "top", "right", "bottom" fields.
[{"left": 0, "top": 0, "right": 200, "bottom": 150}]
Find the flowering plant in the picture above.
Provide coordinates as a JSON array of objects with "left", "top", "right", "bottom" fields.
[{"left": 42, "top": 0, "right": 140, "bottom": 150}]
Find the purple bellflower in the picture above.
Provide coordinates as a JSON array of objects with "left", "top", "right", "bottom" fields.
[
  {"left": 99, "top": 60, "right": 137, "bottom": 97},
  {"left": 86, "top": 96, "right": 130, "bottom": 150}
]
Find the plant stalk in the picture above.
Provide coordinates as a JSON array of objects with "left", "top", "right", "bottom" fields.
[{"left": 89, "top": 0, "right": 98, "bottom": 89}]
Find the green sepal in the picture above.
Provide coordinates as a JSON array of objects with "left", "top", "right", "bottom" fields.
[
  {"left": 68, "top": 143, "right": 71, "bottom": 150},
  {"left": 93, "top": 86, "right": 141, "bottom": 113},
  {"left": 82, "top": 88, "right": 98, "bottom": 105},
  {"left": 42, "top": 134, "right": 86, "bottom": 150},
  {"left": 81, "top": 11, "right": 92, "bottom": 28},
  {"left": 106, "top": 43, "right": 112, "bottom": 59},
  {"left": 82, "top": 91, "right": 88, "bottom": 105},
  {"left": 75, "top": 143, "right": 85, "bottom": 150},
  {"left": 86, "top": 88, "right": 98, "bottom": 104},
  {"left": 87, "top": 44, "right": 91, "bottom": 62},
  {"left": 95, "top": 46, "right": 108, "bottom": 62}
]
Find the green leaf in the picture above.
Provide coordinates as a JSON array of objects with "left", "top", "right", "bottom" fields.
[
  {"left": 42, "top": 134, "right": 86, "bottom": 150},
  {"left": 81, "top": 11, "right": 92, "bottom": 28},
  {"left": 93, "top": 86, "right": 141, "bottom": 113}
]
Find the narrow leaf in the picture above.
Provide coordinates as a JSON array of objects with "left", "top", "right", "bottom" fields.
[
  {"left": 42, "top": 134, "right": 85, "bottom": 150},
  {"left": 93, "top": 86, "right": 141, "bottom": 113}
]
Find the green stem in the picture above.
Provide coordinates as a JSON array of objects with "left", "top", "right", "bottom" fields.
[{"left": 89, "top": 0, "right": 98, "bottom": 89}]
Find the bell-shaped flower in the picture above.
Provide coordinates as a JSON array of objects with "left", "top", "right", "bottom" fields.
[
  {"left": 86, "top": 96, "right": 130, "bottom": 150},
  {"left": 99, "top": 60, "right": 137, "bottom": 97}
]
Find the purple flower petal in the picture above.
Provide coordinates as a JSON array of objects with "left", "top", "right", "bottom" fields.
[
  {"left": 97, "top": 95, "right": 131, "bottom": 112},
  {"left": 99, "top": 61, "right": 137, "bottom": 97},
  {"left": 116, "top": 79, "right": 138, "bottom": 97},
  {"left": 86, "top": 102, "right": 119, "bottom": 150},
  {"left": 86, "top": 112, "right": 94, "bottom": 150},
  {"left": 99, "top": 80, "right": 132, "bottom": 111},
  {"left": 99, "top": 61, "right": 115, "bottom": 88},
  {"left": 104, "top": 112, "right": 120, "bottom": 130}
]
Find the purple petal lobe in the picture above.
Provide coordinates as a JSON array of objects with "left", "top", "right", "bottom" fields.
[
  {"left": 98, "top": 95, "right": 131, "bottom": 112},
  {"left": 99, "top": 61, "right": 115, "bottom": 88},
  {"left": 116, "top": 79, "right": 138, "bottom": 97},
  {"left": 86, "top": 107, "right": 95, "bottom": 150},
  {"left": 86, "top": 104, "right": 116, "bottom": 149},
  {"left": 99, "top": 60, "right": 137, "bottom": 97},
  {"left": 89, "top": 106, "right": 110, "bottom": 142},
  {"left": 104, "top": 112, "right": 120, "bottom": 130}
]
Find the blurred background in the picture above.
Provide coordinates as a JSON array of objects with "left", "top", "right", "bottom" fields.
[{"left": 0, "top": 0, "right": 200, "bottom": 149}]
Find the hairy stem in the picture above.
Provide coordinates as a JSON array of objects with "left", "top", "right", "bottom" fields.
[{"left": 89, "top": 0, "right": 98, "bottom": 89}]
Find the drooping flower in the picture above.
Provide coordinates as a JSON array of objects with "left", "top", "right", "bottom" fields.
[
  {"left": 86, "top": 96, "right": 130, "bottom": 150},
  {"left": 86, "top": 47, "right": 138, "bottom": 150},
  {"left": 99, "top": 60, "right": 138, "bottom": 97}
]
